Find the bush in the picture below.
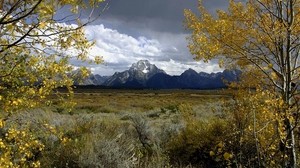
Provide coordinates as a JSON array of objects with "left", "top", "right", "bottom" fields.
[
  {"left": 166, "top": 117, "right": 232, "bottom": 167},
  {"left": 0, "top": 122, "right": 44, "bottom": 168},
  {"left": 79, "top": 133, "right": 137, "bottom": 168},
  {"left": 222, "top": 89, "right": 284, "bottom": 167}
]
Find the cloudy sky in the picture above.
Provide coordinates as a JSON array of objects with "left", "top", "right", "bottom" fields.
[{"left": 71, "top": 0, "right": 229, "bottom": 76}]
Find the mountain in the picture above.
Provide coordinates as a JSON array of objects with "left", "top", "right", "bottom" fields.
[
  {"left": 147, "top": 73, "right": 181, "bottom": 89},
  {"left": 147, "top": 68, "right": 240, "bottom": 89},
  {"left": 79, "top": 60, "right": 241, "bottom": 89},
  {"left": 103, "top": 60, "right": 165, "bottom": 87},
  {"left": 82, "top": 74, "right": 109, "bottom": 85},
  {"left": 71, "top": 69, "right": 109, "bottom": 85},
  {"left": 179, "top": 68, "right": 208, "bottom": 88}
]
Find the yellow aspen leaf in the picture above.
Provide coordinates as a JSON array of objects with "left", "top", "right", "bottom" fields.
[
  {"left": 94, "top": 56, "right": 103, "bottom": 64},
  {"left": 223, "top": 152, "right": 232, "bottom": 161},
  {"left": 39, "top": 22, "right": 47, "bottom": 29},
  {"left": 217, "top": 142, "right": 224, "bottom": 148},
  {"left": 209, "top": 151, "right": 215, "bottom": 156}
]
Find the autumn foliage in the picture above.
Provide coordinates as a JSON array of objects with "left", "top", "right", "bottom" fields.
[
  {"left": 185, "top": 0, "right": 300, "bottom": 167},
  {"left": 0, "top": 0, "right": 104, "bottom": 167}
]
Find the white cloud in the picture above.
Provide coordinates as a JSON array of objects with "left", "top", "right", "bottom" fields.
[
  {"left": 79, "top": 24, "right": 222, "bottom": 76},
  {"left": 154, "top": 59, "right": 222, "bottom": 76},
  {"left": 85, "top": 24, "right": 162, "bottom": 63}
]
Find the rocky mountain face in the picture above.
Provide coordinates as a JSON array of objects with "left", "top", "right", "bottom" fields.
[
  {"left": 82, "top": 74, "right": 109, "bottom": 85},
  {"left": 103, "top": 60, "right": 165, "bottom": 87},
  {"left": 80, "top": 60, "right": 241, "bottom": 89},
  {"left": 72, "top": 69, "right": 109, "bottom": 85}
]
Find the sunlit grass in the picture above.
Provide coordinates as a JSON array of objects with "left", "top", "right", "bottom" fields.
[
  {"left": 68, "top": 89, "right": 230, "bottom": 114},
  {"left": 5, "top": 89, "right": 233, "bottom": 167}
]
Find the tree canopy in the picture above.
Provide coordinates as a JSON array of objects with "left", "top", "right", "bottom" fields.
[
  {"left": 185, "top": 0, "right": 300, "bottom": 93},
  {"left": 185, "top": 0, "right": 300, "bottom": 167},
  {"left": 0, "top": 0, "right": 104, "bottom": 112},
  {"left": 0, "top": 0, "right": 104, "bottom": 166}
]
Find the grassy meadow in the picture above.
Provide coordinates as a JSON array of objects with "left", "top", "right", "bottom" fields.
[
  {"left": 5, "top": 89, "right": 238, "bottom": 167},
  {"left": 70, "top": 89, "right": 229, "bottom": 114}
]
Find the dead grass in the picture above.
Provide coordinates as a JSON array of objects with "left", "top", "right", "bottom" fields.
[
  {"left": 66, "top": 89, "right": 229, "bottom": 114},
  {"left": 4, "top": 89, "right": 232, "bottom": 167}
]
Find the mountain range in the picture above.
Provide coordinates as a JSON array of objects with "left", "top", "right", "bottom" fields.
[{"left": 81, "top": 60, "right": 241, "bottom": 89}]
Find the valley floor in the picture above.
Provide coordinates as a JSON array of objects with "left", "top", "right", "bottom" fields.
[{"left": 5, "top": 89, "right": 234, "bottom": 167}]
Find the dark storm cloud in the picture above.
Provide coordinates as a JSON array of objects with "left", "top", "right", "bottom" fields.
[
  {"left": 94, "top": 0, "right": 228, "bottom": 34},
  {"left": 55, "top": 0, "right": 229, "bottom": 34}
]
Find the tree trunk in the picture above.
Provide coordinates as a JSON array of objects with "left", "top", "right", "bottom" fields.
[
  {"left": 286, "top": 118, "right": 297, "bottom": 168},
  {"left": 283, "top": 82, "right": 297, "bottom": 167}
]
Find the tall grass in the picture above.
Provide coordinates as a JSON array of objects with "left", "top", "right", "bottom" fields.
[{"left": 4, "top": 90, "right": 231, "bottom": 167}]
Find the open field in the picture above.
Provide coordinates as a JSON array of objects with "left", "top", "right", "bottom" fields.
[
  {"left": 6, "top": 89, "right": 235, "bottom": 167},
  {"left": 69, "top": 89, "right": 231, "bottom": 114},
  {"left": 6, "top": 89, "right": 287, "bottom": 167}
]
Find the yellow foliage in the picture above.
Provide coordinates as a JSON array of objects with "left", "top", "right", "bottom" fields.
[
  {"left": 0, "top": 0, "right": 104, "bottom": 112},
  {"left": 0, "top": 122, "right": 44, "bottom": 167},
  {"left": 223, "top": 152, "right": 232, "bottom": 161},
  {"left": 0, "top": 0, "right": 104, "bottom": 167},
  {"left": 223, "top": 83, "right": 292, "bottom": 166},
  {"left": 185, "top": 0, "right": 300, "bottom": 100}
]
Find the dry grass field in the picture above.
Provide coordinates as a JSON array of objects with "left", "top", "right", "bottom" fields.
[
  {"left": 70, "top": 89, "right": 230, "bottom": 114},
  {"left": 6, "top": 89, "right": 235, "bottom": 167}
]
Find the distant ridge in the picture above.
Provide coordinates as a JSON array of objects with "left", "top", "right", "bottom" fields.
[{"left": 80, "top": 60, "right": 241, "bottom": 89}]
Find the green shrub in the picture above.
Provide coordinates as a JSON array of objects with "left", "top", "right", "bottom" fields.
[
  {"left": 144, "top": 105, "right": 155, "bottom": 111},
  {"left": 100, "top": 106, "right": 117, "bottom": 113},
  {"left": 166, "top": 117, "right": 232, "bottom": 167},
  {"left": 160, "top": 104, "right": 180, "bottom": 114}
]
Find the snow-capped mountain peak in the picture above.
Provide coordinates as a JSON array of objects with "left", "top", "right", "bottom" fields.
[
  {"left": 130, "top": 60, "right": 151, "bottom": 73},
  {"left": 103, "top": 60, "right": 165, "bottom": 86}
]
